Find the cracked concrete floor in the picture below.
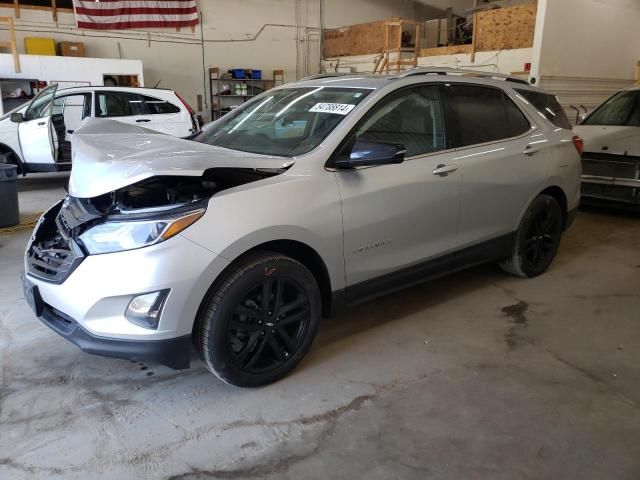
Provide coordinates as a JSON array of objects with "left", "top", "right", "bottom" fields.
[{"left": 1, "top": 175, "right": 640, "bottom": 479}]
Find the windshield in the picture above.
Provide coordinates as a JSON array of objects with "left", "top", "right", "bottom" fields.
[
  {"left": 192, "top": 87, "right": 372, "bottom": 156},
  {"left": 583, "top": 90, "right": 640, "bottom": 127}
]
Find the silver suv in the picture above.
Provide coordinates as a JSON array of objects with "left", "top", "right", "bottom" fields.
[{"left": 22, "top": 69, "right": 582, "bottom": 387}]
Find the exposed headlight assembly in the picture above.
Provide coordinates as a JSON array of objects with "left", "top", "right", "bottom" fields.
[{"left": 79, "top": 209, "right": 204, "bottom": 255}]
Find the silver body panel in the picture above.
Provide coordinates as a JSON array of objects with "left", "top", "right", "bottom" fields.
[
  {"left": 70, "top": 119, "right": 292, "bottom": 198},
  {"left": 24, "top": 73, "right": 582, "bottom": 344}
]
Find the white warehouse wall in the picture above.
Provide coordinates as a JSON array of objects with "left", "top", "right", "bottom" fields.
[
  {"left": 0, "top": 53, "right": 143, "bottom": 87},
  {"left": 323, "top": 49, "right": 532, "bottom": 76},
  {"left": 324, "top": 0, "right": 414, "bottom": 27},
  {"left": 0, "top": 0, "right": 414, "bottom": 121},
  {"left": 531, "top": 0, "right": 640, "bottom": 117}
]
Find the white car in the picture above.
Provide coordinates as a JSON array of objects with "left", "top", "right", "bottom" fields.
[
  {"left": 574, "top": 87, "right": 640, "bottom": 206},
  {"left": 0, "top": 85, "right": 199, "bottom": 174}
]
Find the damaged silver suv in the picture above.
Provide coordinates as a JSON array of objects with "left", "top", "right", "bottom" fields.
[{"left": 22, "top": 69, "right": 582, "bottom": 387}]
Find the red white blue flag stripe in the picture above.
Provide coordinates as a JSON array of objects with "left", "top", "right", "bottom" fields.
[{"left": 72, "top": 0, "right": 199, "bottom": 30}]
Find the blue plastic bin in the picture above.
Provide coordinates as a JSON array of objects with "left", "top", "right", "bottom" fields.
[{"left": 230, "top": 69, "right": 245, "bottom": 79}]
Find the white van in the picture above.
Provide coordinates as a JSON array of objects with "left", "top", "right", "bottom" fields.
[{"left": 0, "top": 85, "right": 199, "bottom": 174}]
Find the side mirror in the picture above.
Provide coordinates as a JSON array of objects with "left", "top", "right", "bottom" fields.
[
  {"left": 10, "top": 112, "right": 24, "bottom": 123},
  {"left": 335, "top": 140, "right": 406, "bottom": 168}
]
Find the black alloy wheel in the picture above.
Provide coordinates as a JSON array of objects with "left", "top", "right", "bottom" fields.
[
  {"left": 195, "top": 253, "right": 321, "bottom": 387},
  {"left": 522, "top": 200, "right": 562, "bottom": 272},
  {"left": 227, "top": 278, "right": 310, "bottom": 374},
  {"left": 500, "top": 194, "right": 564, "bottom": 278}
]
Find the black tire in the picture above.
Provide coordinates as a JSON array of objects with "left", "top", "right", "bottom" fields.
[
  {"left": 194, "top": 252, "right": 321, "bottom": 387},
  {"left": 0, "top": 148, "right": 22, "bottom": 175},
  {"left": 500, "top": 194, "right": 564, "bottom": 278}
]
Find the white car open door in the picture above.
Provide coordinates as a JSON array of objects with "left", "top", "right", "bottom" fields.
[{"left": 17, "top": 85, "right": 58, "bottom": 169}]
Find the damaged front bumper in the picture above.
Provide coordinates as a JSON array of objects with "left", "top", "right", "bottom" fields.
[
  {"left": 22, "top": 202, "right": 230, "bottom": 370},
  {"left": 581, "top": 152, "right": 640, "bottom": 205},
  {"left": 21, "top": 272, "right": 192, "bottom": 369}
]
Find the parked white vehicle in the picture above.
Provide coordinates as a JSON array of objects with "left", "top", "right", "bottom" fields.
[
  {"left": 0, "top": 85, "right": 199, "bottom": 174},
  {"left": 574, "top": 87, "right": 640, "bottom": 206}
]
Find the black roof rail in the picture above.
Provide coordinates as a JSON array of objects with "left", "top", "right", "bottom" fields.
[
  {"left": 395, "top": 67, "right": 531, "bottom": 85},
  {"left": 299, "top": 73, "right": 353, "bottom": 81}
]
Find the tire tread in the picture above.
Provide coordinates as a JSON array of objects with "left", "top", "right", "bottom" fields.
[{"left": 194, "top": 252, "right": 319, "bottom": 387}]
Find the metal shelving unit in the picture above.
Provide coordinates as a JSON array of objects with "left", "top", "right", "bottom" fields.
[{"left": 209, "top": 67, "right": 284, "bottom": 120}]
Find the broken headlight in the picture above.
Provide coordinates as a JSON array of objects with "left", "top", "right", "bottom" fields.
[{"left": 79, "top": 209, "right": 205, "bottom": 255}]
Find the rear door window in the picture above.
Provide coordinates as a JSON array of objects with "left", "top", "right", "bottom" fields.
[
  {"left": 516, "top": 89, "right": 572, "bottom": 129},
  {"left": 142, "top": 95, "right": 181, "bottom": 114},
  {"left": 95, "top": 92, "right": 147, "bottom": 117},
  {"left": 443, "top": 84, "right": 531, "bottom": 148}
]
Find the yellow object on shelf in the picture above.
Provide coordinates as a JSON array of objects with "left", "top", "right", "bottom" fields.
[{"left": 24, "top": 37, "right": 57, "bottom": 56}]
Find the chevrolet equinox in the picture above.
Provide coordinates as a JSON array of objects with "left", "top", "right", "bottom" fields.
[{"left": 22, "top": 69, "right": 582, "bottom": 387}]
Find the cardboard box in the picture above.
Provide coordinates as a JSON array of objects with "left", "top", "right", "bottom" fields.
[
  {"left": 58, "top": 41, "right": 86, "bottom": 57},
  {"left": 24, "top": 37, "right": 57, "bottom": 56}
]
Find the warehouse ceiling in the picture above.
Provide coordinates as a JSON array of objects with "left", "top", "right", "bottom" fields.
[{"left": 413, "top": 0, "right": 529, "bottom": 16}]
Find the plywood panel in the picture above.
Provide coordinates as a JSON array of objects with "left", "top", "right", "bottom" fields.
[
  {"left": 324, "top": 18, "right": 404, "bottom": 57},
  {"left": 324, "top": 27, "right": 351, "bottom": 57},
  {"left": 476, "top": 3, "right": 537, "bottom": 52},
  {"left": 419, "top": 44, "right": 473, "bottom": 57}
]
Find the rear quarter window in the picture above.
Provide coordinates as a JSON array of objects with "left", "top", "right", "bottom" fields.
[
  {"left": 445, "top": 84, "right": 531, "bottom": 147},
  {"left": 515, "top": 89, "right": 572, "bottom": 129}
]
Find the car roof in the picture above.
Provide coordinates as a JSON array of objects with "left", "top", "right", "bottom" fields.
[
  {"left": 55, "top": 85, "right": 174, "bottom": 93},
  {"left": 288, "top": 68, "right": 538, "bottom": 92}
]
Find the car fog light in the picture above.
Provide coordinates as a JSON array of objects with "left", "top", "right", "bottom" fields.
[{"left": 125, "top": 290, "right": 170, "bottom": 329}]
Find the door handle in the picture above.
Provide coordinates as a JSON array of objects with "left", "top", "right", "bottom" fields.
[
  {"left": 523, "top": 145, "right": 540, "bottom": 156},
  {"left": 67, "top": 130, "right": 74, "bottom": 134},
  {"left": 432, "top": 164, "right": 458, "bottom": 176},
  {"left": 37, "top": 121, "right": 46, "bottom": 126},
  {"left": 136, "top": 119, "right": 151, "bottom": 123}
]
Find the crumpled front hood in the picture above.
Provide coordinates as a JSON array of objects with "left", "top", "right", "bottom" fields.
[
  {"left": 69, "top": 119, "right": 294, "bottom": 198},
  {"left": 574, "top": 125, "right": 640, "bottom": 156}
]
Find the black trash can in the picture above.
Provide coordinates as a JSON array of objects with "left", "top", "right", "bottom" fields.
[{"left": 0, "top": 164, "right": 19, "bottom": 228}]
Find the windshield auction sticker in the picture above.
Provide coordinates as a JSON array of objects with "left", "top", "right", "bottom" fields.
[{"left": 309, "top": 103, "right": 356, "bottom": 115}]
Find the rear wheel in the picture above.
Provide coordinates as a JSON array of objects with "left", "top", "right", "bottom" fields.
[
  {"left": 500, "top": 194, "right": 564, "bottom": 278},
  {"left": 194, "top": 252, "right": 321, "bottom": 387}
]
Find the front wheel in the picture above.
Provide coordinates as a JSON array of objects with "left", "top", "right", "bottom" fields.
[
  {"left": 499, "top": 194, "right": 564, "bottom": 278},
  {"left": 194, "top": 252, "right": 321, "bottom": 387}
]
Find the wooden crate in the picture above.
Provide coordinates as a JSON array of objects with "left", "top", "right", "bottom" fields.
[{"left": 324, "top": 2, "right": 537, "bottom": 59}]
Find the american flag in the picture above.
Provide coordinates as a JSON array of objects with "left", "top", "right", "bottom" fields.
[{"left": 72, "top": 0, "right": 199, "bottom": 30}]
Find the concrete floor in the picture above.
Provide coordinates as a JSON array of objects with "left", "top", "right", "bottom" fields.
[{"left": 1, "top": 174, "right": 640, "bottom": 480}]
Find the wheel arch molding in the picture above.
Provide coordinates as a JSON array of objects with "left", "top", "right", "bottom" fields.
[
  {"left": 198, "top": 238, "right": 335, "bottom": 328},
  {"left": 0, "top": 142, "right": 25, "bottom": 174}
]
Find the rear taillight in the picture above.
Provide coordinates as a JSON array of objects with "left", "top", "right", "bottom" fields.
[
  {"left": 572, "top": 135, "right": 584, "bottom": 156},
  {"left": 175, "top": 92, "right": 194, "bottom": 115}
]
